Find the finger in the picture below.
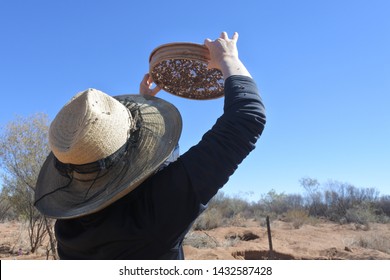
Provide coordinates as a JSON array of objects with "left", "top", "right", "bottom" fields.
[
  {"left": 232, "top": 32, "right": 239, "bottom": 42},
  {"left": 147, "top": 75, "right": 154, "bottom": 87},
  {"left": 151, "top": 85, "right": 161, "bottom": 96},
  {"left": 204, "top": 38, "right": 212, "bottom": 47},
  {"left": 220, "top": 31, "right": 228, "bottom": 39},
  {"left": 141, "top": 73, "right": 149, "bottom": 86}
]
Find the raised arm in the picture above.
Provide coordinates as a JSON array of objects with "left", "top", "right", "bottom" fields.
[
  {"left": 177, "top": 32, "right": 266, "bottom": 203},
  {"left": 143, "top": 32, "right": 266, "bottom": 247}
]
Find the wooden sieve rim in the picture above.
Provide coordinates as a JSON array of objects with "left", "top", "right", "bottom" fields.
[{"left": 149, "top": 42, "right": 211, "bottom": 70}]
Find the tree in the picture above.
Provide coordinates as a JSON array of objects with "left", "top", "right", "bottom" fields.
[
  {"left": 300, "top": 177, "right": 325, "bottom": 216},
  {"left": 0, "top": 113, "right": 57, "bottom": 258},
  {"left": 259, "top": 189, "right": 290, "bottom": 215},
  {"left": 323, "top": 180, "right": 380, "bottom": 223},
  {"left": 0, "top": 187, "right": 13, "bottom": 221}
]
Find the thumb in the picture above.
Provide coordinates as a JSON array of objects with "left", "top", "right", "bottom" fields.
[{"left": 204, "top": 38, "right": 215, "bottom": 69}]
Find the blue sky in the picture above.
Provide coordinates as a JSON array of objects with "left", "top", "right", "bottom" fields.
[{"left": 1, "top": 0, "right": 389, "bottom": 200}]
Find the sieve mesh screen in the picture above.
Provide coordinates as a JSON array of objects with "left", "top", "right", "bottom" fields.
[{"left": 151, "top": 58, "right": 224, "bottom": 100}]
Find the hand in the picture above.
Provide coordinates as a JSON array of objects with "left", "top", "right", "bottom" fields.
[
  {"left": 204, "top": 31, "right": 239, "bottom": 70},
  {"left": 204, "top": 32, "right": 251, "bottom": 79},
  {"left": 140, "top": 73, "right": 160, "bottom": 96}
]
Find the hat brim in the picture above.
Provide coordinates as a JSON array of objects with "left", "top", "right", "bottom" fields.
[{"left": 34, "top": 94, "right": 182, "bottom": 219}]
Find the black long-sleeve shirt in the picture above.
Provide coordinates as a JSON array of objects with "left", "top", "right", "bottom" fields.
[{"left": 55, "top": 75, "right": 266, "bottom": 259}]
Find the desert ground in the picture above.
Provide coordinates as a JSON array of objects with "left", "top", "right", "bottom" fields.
[{"left": 1, "top": 219, "right": 389, "bottom": 260}]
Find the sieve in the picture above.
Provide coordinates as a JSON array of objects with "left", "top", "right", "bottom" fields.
[{"left": 149, "top": 43, "right": 224, "bottom": 100}]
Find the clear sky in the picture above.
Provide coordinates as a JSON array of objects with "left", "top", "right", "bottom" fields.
[{"left": 0, "top": 0, "right": 389, "bottom": 200}]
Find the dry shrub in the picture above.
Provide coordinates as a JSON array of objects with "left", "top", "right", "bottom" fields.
[
  {"left": 184, "top": 230, "right": 241, "bottom": 249},
  {"left": 284, "top": 209, "right": 309, "bottom": 229},
  {"left": 345, "top": 204, "right": 377, "bottom": 227},
  {"left": 183, "top": 231, "right": 218, "bottom": 248},
  {"left": 356, "top": 233, "right": 390, "bottom": 254},
  {"left": 221, "top": 237, "right": 240, "bottom": 248},
  {"left": 192, "top": 208, "right": 223, "bottom": 231},
  {"left": 304, "top": 215, "right": 323, "bottom": 226},
  {"left": 224, "top": 213, "right": 247, "bottom": 227}
]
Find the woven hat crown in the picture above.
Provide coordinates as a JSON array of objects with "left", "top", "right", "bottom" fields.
[{"left": 49, "top": 88, "right": 132, "bottom": 165}]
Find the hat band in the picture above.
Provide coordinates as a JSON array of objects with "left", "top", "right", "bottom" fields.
[{"left": 54, "top": 140, "right": 128, "bottom": 176}]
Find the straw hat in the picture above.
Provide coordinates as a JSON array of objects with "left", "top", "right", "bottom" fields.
[{"left": 34, "top": 88, "right": 182, "bottom": 219}]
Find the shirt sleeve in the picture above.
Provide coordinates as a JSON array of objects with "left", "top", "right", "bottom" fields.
[{"left": 179, "top": 75, "right": 266, "bottom": 204}]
